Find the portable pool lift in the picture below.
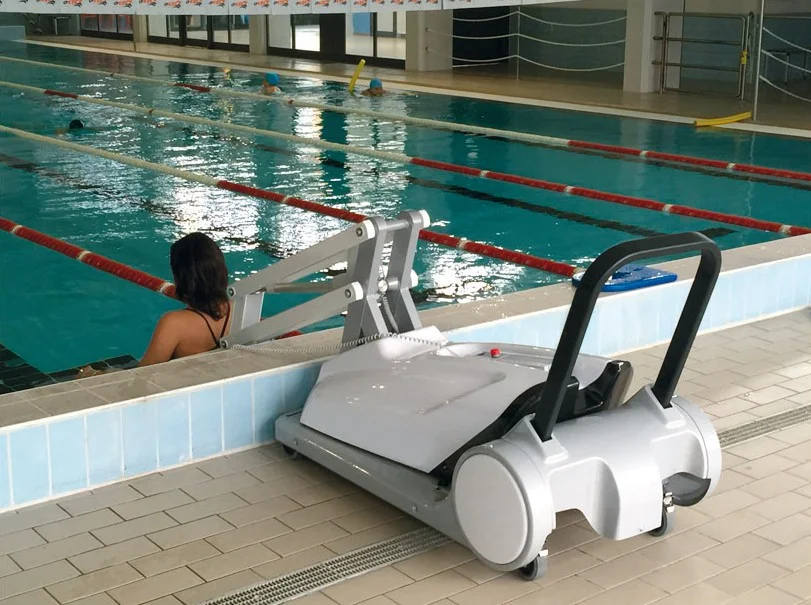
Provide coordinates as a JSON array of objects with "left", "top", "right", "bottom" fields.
[{"left": 222, "top": 210, "right": 724, "bottom": 581}]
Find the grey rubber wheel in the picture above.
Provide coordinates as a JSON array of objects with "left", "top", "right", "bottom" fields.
[
  {"left": 518, "top": 554, "right": 547, "bottom": 581},
  {"left": 282, "top": 445, "right": 300, "bottom": 460},
  {"left": 649, "top": 505, "right": 674, "bottom": 537}
]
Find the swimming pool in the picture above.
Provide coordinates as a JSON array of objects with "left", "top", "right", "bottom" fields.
[{"left": 1, "top": 40, "right": 810, "bottom": 380}]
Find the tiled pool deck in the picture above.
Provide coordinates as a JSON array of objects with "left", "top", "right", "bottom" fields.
[{"left": 1, "top": 309, "right": 811, "bottom": 605}]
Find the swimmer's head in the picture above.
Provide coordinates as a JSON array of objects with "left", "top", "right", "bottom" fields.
[
  {"left": 265, "top": 72, "right": 280, "bottom": 86},
  {"left": 369, "top": 78, "right": 383, "bottom": 90},
  {"left": 68, "top": 119, "right": 84, "bottom": 131}
]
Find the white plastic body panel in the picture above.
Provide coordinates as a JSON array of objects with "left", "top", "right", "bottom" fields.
[{"left": 300, "top": 327, "right": 616, "bottom": 473}]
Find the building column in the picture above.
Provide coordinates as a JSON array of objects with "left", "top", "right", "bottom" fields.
[
  {"left": 405, "top": 10, "right": 453, "bottom": 72},
  {"left": 249, "top": 15, "right": 268, "bottom": 55},
  {"left": 133, "top": 15, "right": 148, "bottom": 44},
  {"left": 623, "top": 0, "right": 683, "bottom": 93}
]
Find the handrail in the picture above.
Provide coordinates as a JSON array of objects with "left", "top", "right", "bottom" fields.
[{"left": 531, "top": 232, "right": 721, "bottom": 442}]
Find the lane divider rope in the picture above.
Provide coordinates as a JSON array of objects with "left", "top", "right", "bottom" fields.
[
  {"left": 2, "top": 79, "right": 808, "bottom": 238},
  {"left": 0, "top": 124, "right": 576, "bottom": 278},
  {"left": 2, "top": 55, "right": 810, "bottom": 187},
  {"left": 0, "top": 216, "right": 178, "bottom": 299}
]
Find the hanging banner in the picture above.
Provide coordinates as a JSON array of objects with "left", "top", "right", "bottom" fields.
[
  {"left": 227, "top": 0, "right": 249, "bottom": 15},
  {"left": 311, "top": 0, "right": 347, "bottom": 15},
  {"left": 134, "top": 0, "right": 164, "bottom": 14},
  {"left": 21, "top": 0, "right": 61, "bottom": 13}
]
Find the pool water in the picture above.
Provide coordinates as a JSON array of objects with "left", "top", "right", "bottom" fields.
[{"left": 0, "top": 41, "right": 809, "bottom": 374}]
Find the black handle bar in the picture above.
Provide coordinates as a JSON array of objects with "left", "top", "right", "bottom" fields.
[{"left": 531, "top": 232, "right": 722, "bottom": 442}]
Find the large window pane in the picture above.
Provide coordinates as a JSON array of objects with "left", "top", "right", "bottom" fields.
[
  {"left": 268, "top": 16, "right": 292, "bottom": 49},
  {"left": 293, "top": 15, "right": 319, "bottom": 52},
  {"left": 346, "top": 13, "right": 373, "bottom": 57},
  {"left": 117, "top": 15, "right": 133, "bottom": 34},
  {"left": 186, "top": 16, "right": 207, "bottom": 42},
  {"left": 211, "top": 15, "right": 229, "bottom": 44},
  {"left": 231, "top": 16, "right": 250, "bottom": 46},
  {"left": 80, "top": 14, "right": 99, "bottom": 31},
  {"left": 148, "top": 15, "right": 167, "bottom": 38},
  {"left": 376, "top": 10, "right": 405, "bottom": 59},
  {"left": 168, "top": 16, "right": 182, "bottom": 40},
  {"left": 98, "top": 15, "right": 117, "bottom": 33}
]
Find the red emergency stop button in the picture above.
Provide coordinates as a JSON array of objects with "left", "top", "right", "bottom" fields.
[{"left": 490, "top": 348, "right": 501, "bottom": 358}]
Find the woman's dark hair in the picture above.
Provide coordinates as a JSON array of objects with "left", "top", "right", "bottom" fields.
[
  {"left": 68, "top": 119, "right": 84, "bottom": 130},
  {"left": 170, "top": 232, "right": 229, "bottom": 319}
]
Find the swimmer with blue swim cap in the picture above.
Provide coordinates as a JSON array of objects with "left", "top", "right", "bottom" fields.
[
  {"left": 262, "top": 72, "right": 282, "bottom": 95},
  {"left": 362, "top": 78, "right": 385, "bottom": 97}
]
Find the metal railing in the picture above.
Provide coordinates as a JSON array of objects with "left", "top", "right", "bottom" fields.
[{"left": 653, "top": 12, "right": 753, "bottom": 99}]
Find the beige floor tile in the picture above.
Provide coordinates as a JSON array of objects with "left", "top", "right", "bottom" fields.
[
  {"left": 448, "top": 573, "right": 537, "bottom": 605},
  {"left": 333, "top": 506, "right": 404, "bottom": 535},
  {"left": 0, "top": 530, "right": 46, "bottom": 557},
  {"left": 165, "top": 492, "right": 248, "bottom": 524},
  {"left": 324, "top": 519, "right": 422, "bottom": 556},
  {"left": 385, "top": 570, "right": 475, "bottom": 605},
  {"left": 753, "top": 513, "right": 811, "bottom": 546},
  {"left": 278, "top": 494, "right": 380, "bottom": 531},
  {"left": 206, "top": 517, "right": 291, "bottom": 553},
  {"left": 727, "top": 437, "right": 793, "bottom": 461},
  {"left": 253, "top": 544, "right": 335, "bottom": 581},
  {"left": 738, "top": 472, "right": 807, "bottom": 500},
  {"left": 286, "top": 481, "right": 360, "bottom": 508},
  {"left": 107, "top": 567, "right": 203, "bottom": 605},
  {"left": 234, "top": 475, "right": 318, "bottom": 505},
  {"left": 0, "top": 588, "right": 61, "bottom": 605},
  {"left": 571, "top": 579, "right": 666, "bottom": 605},
  {"left": 68, "top": 536, "right": 161, "bottom": 574},
  {"left": 516, "top": 575, "right": 602, "bottom": 605},
  {"left": 242, "top": 460, "right": 301, "bottom": 484},
  {"left": 46, "top": 563, "right": 142, "bottom": 603},
  {"left": 772, "top": 564, "right": 811, "bottom": 599},
  {"left": 695, "top": 509, "right": 771, "bottom": 543},
  {"left": 707, "top": 557, "right": 790, "bottom": 597},
  {"left": 91, "top": 512, "right": 178, "bottom": 545},
  {"left": 650, "top": 582, "right": 733, "bottom": 605},
  {"left": 148, "top": 516, "right": 234, "bottom": 550},
  {"left": 129, "top": 540, "right": 220, "bottom": 577},
  {"left": 36, "top": 510, "right": 123, "bottom": 543},
  {"left": 69, "top": 594, "right": 119, "bottom": 605},
  {"left": 0, "top": 505, "right": 70, "bottom": 538},
  {"left": 700, "top": 534, "right": 781, "bottom": 570},
  {"left": 635, "top": 531, "right": 719, "bottom": 566},
  {"left": 219, "top": 496, "right": 302, "bottom": 528},
  {"left": 770, "top": 423, "right": 811, "bottom": 445},
  {"left": 734, "top": 454, "right": 799, "bottom": 479},
  {"left": 694, "top": 488, "right": 761, "bottom": 518},
  {"left": 324, "top": 567, "right": 414, "bottom": 605},
  {"left": 763, "top": 535, "right": 811, "bottom": 571},
  {"left": 173, "top": 569, "right": 265, "bottom": 605},
  {"left": 293, "top": 593, "right": 342, "bottom": 605},
  {"left": 640, "top": 555, "right": 724, "bottom": 594},
  {"left": 711, "top": 469, "right": 753, "bottom": 495},
  {"left": 61, "top": 486, "right": 144, "bottom": 517},
  {"left": 534, "top": 548, "right": 603, "bottom": 588},
  {"left": 748, "top": 492, "right": 811, "bottom": 521},
  {"left": 0, "top": 559, "right": 80, "bottom": 599},
  {"left": 450, "top": 560, "right": 503, "bottom": 585},
  {"left": 0, "top": 554, "right": 22, "bottom": 577},
  {"left": 730, "top": 584, "right": 801, "bottom": 605},
  {"left": 786, "top": 461, "right": 811, "bottom": 481},
  {"left": 393, "top": 544, "right": 475, "bottom": 582},
  {"left": 544, "top": 524, "right": 598, "bottom": 556},
  {"left": 129, "top": 468, "right": 211, "bottom": 498},
  {"left": 197, "top": 449, "right": 276, "bottom": 479},
  {"left": 111, "top": 490, "right": 195, "bottom": 521},
  {"left": 182, "top": 472, "right": 263, "bottom": 502},
  {"left": 779, "top": 440, "right": 811, "bottom": 463},
  {"left": 10, "top": 533, "right": 102, "bottom": 570},
  {"left": 579, "top": 551, "right": 664, "bottom": 590},
  {"left": 138, "top": 597, "right": 182, "bottom": 605},
  {"left": 264, "top": 522, "right": 348, "bottom": 557},
  {"left": 189, "top": 543, "right": 278, "bottom": 581},
  {"left": 576, "top": 534, "right": 651, "bottom": 563}
]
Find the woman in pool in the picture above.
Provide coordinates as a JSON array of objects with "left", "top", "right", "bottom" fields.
[
  {"left": 362, "top": 78, "right": 385, "bottom": 97},
  {"left": 262, "top": 72, "right": 282, "bottom": 94},
  {"left": 77, "top": 233, "right": 231, "bottom": 377}
]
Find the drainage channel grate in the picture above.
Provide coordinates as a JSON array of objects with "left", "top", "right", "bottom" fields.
[
  {"left": 205, "top": 404, "right": 811, "bottom": 605},
  {"left": 203, "top": 526, "right": 451, "bottom": 605},
  {"left": 718, "top": 403, "right": 811, "bottom": 448}
]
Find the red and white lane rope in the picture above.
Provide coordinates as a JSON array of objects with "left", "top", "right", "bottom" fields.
[
  {"left": 3, "top": 80, "right": 808, "bottom": 238},
  {"left": 0, "top": 124, "right": 576, "bottom": 278},
  {"left": 0, "top": 217, "right": 177, "bottom": 298},
  {"left": 2, "top": 55, "right": 810, "bottom": 186}
]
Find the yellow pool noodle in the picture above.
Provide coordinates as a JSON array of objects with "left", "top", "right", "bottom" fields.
[
  {"left": 694, "top": 112, "right": 752, "bottom": 128},
  {"left": 348, "top": 59, "right": 366, "bottom": 95}
]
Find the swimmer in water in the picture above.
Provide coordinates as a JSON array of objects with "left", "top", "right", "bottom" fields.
[
  {"left": 54, "top": 119, "right": 86, "bottom": 135},
  {"left": 262, "top": 72, "right": 282, "bottom": 95},
  {"left": 362, "top": 78, "right": 385, "bottom": 97}
]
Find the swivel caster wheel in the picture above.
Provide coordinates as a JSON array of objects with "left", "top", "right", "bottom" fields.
[
  {"left": 518, "top": 551, "right": 548, "bottom": 581},
  {"left": 282, "top": 444, "right": 301, "bottom": 460},
  {"left": 649, "top": 493, "right": 675, "bottom": 538}
]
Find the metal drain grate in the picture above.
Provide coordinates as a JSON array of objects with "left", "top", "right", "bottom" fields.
[
  {"left": 718, "top": 403, "right": 811, "bottom": 448},
  {"left": 203, "top": 526, "right": 450, "bottom": 605}
]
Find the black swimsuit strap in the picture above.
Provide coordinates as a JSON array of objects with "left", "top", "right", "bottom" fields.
[
  {"left": 219, "top": 304, "right": 231, "bottom": 339},
  {"left": 189, "top": 308, "right": 221, "bottom": 348}
]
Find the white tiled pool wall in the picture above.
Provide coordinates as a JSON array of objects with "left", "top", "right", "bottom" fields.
[{"left": 1, "top": 251, "right": 809, "bottom": 513}]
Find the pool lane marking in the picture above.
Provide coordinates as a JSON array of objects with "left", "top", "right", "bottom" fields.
[
  {"left": 131, "top": 116, "right": 734, "bottom": 240},
  {"left": 2, "top": 54, "right": 810, "bottom": 189},
  {"left": 0, "top": 123, "right": 577, "bottom": 278},
  {"left": 2, "top": 79, "right": 807, "bottom": 238}
]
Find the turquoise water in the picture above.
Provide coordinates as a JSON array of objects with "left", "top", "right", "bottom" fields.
[{"left": 1, "top": 41, "right": 810, "bottom": 373}]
